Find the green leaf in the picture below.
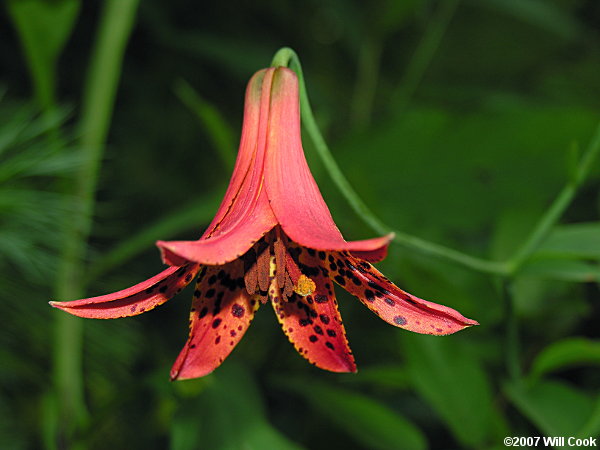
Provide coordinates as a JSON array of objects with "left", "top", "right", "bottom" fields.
[
  {"left": 278, "top": 378, "right": 427, "bottom": 450},
  {"left": 171, "top": 363, "right": 301, "bottom": 450},
  {"left": 173, "top": 78, "right": 236, "bottom": 170},
  {"left": 6, "top": 0, "right": 80, "bottom": 108},
  {"left": 505, "top": 380, "right": 599, "bottom": 440},
  {"left": 535, "top": 223, "right": 600, "bottom": 259},
  {"left": 529, "top": 338, "right": 600, "bottom": 381},
  {"left": 520, "top": 258, "right": 600, "bottom": 282},
  {"left": 402, "top": 335, "right": 503, "bottom": 447}
]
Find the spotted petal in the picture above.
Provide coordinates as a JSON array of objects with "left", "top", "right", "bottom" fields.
[
  {"left": 264, "top": 68, "right": 390, "bottom": 256},
  {"left": 271, "top": 245, "right": 356, "bottom": 372},
  {"left": 49, "top": 264, "right": 200, "bottom": 319},
  {"left": 170, "top": 260, "right": 259, "bottom": 380},
  {"left": 329, "top": 252, "right": 479, "bottom": 335}
]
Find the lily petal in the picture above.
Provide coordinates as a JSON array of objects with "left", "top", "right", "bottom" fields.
[
  {"left": 271, "top": 245, "right": 356, "bottom": 373},
  {"left": 200, "top": 69, "right": 268, "bottom": 239},
  {"left": 49, "top": 264, "right": 200, "bottom": 319},
  {"left": 330, "top": 252, "right": 479, "bottom": 335},
  {"left": 264, "top": 67, "right": 389, "bottom": 255},
  {"left": 170, "top": 261, "right": 258, "bottom": 380},
  {"left": 157, "top": 69, "right": 278, "bottom": 266},
  {"left": 349, "top": 233, "right": 394, "bottom": 262}
]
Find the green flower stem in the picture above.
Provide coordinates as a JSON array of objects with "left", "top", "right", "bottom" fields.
[
  {"left": 272, "top": 47, "right": 600, "bottom": 280},
  {"left": 53, "top": 0, "right": 139, "bottom": 444},
  {"left": 271, "top": 47, "right": 508, "bottom": 276},
  {"left": 507, "top": 122, "right": 600, "bottom": 274}
]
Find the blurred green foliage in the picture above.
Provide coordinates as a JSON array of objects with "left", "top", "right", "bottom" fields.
[{"left": 0, "top": 0, "right": 599, "bottom": 449}]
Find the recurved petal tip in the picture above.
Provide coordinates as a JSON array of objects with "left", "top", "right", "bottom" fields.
[{"left": 49, "top": 265, "right": 200, "bottom": 319}]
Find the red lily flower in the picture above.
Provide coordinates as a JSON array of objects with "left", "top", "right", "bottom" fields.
[{"left": 51, "top": 67, "right": 477, "bottom": 380}]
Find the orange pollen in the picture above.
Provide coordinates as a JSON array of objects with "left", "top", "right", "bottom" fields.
[{"left": 294, "top": 275, "right": 316, "bottom": 297}]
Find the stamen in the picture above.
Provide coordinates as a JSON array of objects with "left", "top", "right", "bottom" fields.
[
  {"left": 274, "top": 233, "right": 287, "bottom": 289},
  {"left": 256, "top": 246, "right": 271, "bottom": 292},
  {"left": 243, "top": 248, "right": 258, "bottom": 295}
]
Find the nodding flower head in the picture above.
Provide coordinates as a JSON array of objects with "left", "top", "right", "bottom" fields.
[{"left": 51, "top": 67, "right": 478, "bottom": 380}]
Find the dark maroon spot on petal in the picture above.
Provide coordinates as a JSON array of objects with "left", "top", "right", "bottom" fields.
[
  {"left": 314, "top": 295, "right": 328, "bottom": 304},
  {"left": 130, "top": 305, "right": 137, "bottom": 313},
  {"left": 309, "top": 335, "right": 318, "bottom": 343},
  {"left": 318, "top": 251, "right": 326, "bottom": 260},
  {"left": 436, "top": 328, "right": 443, "bottom": 333},
  {"left": 230, "top": 330, "right": 237, "bottom": 337},
  {"left": 159, "top": 285, "right": 168, "bottom": 293},
  {"left": 334, "top": 275, "right": 345, "bottom": 285},
  {"left": 190, "top": 344, "right": 196, "bottom": 349},
  {"left": 215, "top": 336, "right": 221, "bottom": 344},
  {"left": 307, "top": 248, "right": 316, "bottom": 256},
  {"left": 319, "top": 314, "right": 330, "bottom": 324},
  {"left": 326, "top": 329, "right": 337, "bottom": 337},
  {"left": 385, "top": 298, "right": 395, "bottom": 306},
  {"left": 299, "top": 318, "right": 312, "bottom": 327},
  {"left": 368, "top": 280, "right": 382, "bottom": 290},
  {"left": 139, "top": 307, "right": 145, "bottom": 312},
  {"left": 206, "top": 288, "right": 215, "bottom": 298},
  {"left": 402, "top": 295, "right": 418, "bottom": 305},
  {"left": 231, "top": 303, "right": 245, "bottom": 318},
  {"left": 325, "top": 342, "right": 335, "bottom": 350},
  {"left": 194, "top": 289, "right": 201, "bottom": 297},
  {"left": 185, "top": 273, "right": 193, "bottom": 282},
  {"left": 145, "top": 286, "right": 155, "bottom": 294},
  {"left": 393, "top": 316, "right": 407, "bottom": 325},
  {"left": 314, "top": 325, "right": 324, "bottom": 335},
  {"left": 217, "top": 270, "right": 226, "bottom": 280},
  {"left": 212, "top": 318, "right": 222, "bottom": 328},
  {"left": 238, "top": 325, "right": 242, "bottom": 331},
  {"left": 208, "top": 275, "right": 217, "bottom": 284},
  {"left": 364, "top": 289, "right": 375, "bottom": 302}
]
